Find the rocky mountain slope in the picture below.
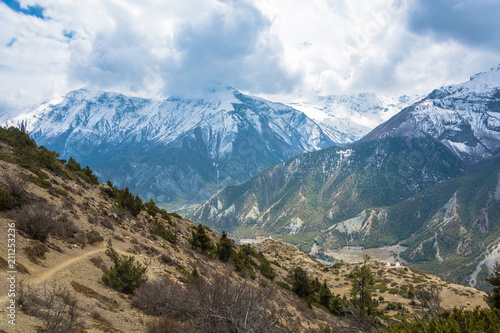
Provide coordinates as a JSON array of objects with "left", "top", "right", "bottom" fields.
[
  {"left": 192, "top": 65, "right": 500, "bottom": 290},
  {"left": 1, "top": 87, "right": 335, "bottom": 205},
  {"left": 364, "top": 64, "right": 500, "bottom": 162},
  {"left": 0, "top": 127, "right": 489, "bottom": 332}
]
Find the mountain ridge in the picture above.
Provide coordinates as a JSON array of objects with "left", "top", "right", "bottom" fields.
[{"left": 191, "top": 64, "right": 500, "bottom": 290}]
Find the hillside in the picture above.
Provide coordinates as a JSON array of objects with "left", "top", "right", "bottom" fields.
[{"left": 0, "top": 127, "right": 493, "bottom": 332}]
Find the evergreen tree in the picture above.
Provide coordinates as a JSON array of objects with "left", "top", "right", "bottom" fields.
[
  {"left": 144, "top": 198, "right": 160, "bottom": 216},
  {"left": 289, "top": 266, "right": 312, "bottom": 299},
  {"left": 216, "top": 231, "right": 234, "bottom": 262},
  {"left": 102, "top": 240, "right": 148, "bottom": 293},
  {"left": 319, "top": 280, "right": 333, "bottom": 309},
  {"left": 190, "top": 224, "right": 213, "bottom": 253},
  {"left": 350, "top": 255, "right": 375, "bottom": 316},
  {"left": 487, "top": 261, "right": 500, "bottom": 309}
]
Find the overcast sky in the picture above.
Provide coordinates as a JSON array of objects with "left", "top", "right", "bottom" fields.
[{"left": 1, "top": 0, "right": 499, "bottom": 110}]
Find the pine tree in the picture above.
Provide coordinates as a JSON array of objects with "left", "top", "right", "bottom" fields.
[
  {"left": 102, "top": 240, "right": 148, "bottom": 293},
  {"left": 289, "top": 266, "right": 312, "bottom": 299},
  {"left": 190, "top": 224, "right": 213, "bottom": 253},
  {"left": 216, "top": 231, "right": 234, "bottom": 262},
  {"left": 350, "top": 255, "right": 375, "bottom": 316},
  {"left": 487, "top": 261, "right": 500, "bottom": 309}
]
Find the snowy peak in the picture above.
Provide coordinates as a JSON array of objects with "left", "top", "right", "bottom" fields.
[
  {"left": 364, "top": 64, "right": 500, "bottom": 163},
  {"left": 3, "top": 87, "right": 335, "bottom": 203},
  {"left": 288, "top": 92, "right": 421, "bottom": 144}
]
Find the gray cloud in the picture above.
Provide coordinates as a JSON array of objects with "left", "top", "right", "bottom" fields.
[
  {"left": 68, "top": 20, "right": 157, "bottom": 93},
  {"left": 160, "top": 0, "right": 300, "bottom": 97},
  {"left": 408, "top": 0, "right": 500, "bottom": 52}
]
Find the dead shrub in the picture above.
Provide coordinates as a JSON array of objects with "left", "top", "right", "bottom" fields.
[
  {"left": 133, "top": 275, "right": 285, "bottom": 332},
  {"left": 16, "top": 205, "right": 81, "bottom": 243},
  {"left": 86, "top": 230, "right": 104, "bottom": 245},
  {"left": 1, "top": 170, "right": 30, "bottom": 206},
  {"left": 159, "top": 254, "right": 175, "bottom": 265},
  {"left": 23, "top": 241, "right": 49, "bottom": 264},
  {"left": 89, "top": 256, "right": 107, "bottom": 271},
  {"left": 101, "top": 218, "right": 115, "bottom": 230},
  {"left": 147, "top": 316, "right": 198, "bottom": 333},
  {"left": 88, "top": 215, "right": 98, "bottom": 224},
  {"left": 17, "top": 281, "right": 84, "bottom": 333}
]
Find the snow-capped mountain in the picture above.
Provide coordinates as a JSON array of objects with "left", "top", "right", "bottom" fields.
[
  {"left": 3, "top": 87, "right": 335, "bottom": 203},
  {"left": 192, "top": 64, "right": 500, "bottom": 291},
  {"left": 364, "top": 64, "right": 500, "bottom": 162},
  {"left": 288, "top": 93, "right": 421, "bottom": 144}
]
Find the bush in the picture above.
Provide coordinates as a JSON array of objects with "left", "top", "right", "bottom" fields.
[
  {"left": 146, "top": 317, "right": 197, "bottom": 333},
  {"left": 1, "top": 170, "right": 29, "bottom": 206},
  {"left": 133, "top": 275, "right": 283, "bottom": 332},
  {"left": 0, "top": 189, "right": 13, "bottom": 211},
  {"left": 144, "top": 198, "right": 160, "bottom": 216},
  {"left": 189, "top": 224, "right": 213, "bottom": 253},
  {"left": 152, "top": 221, "right": 177, "bottom": 244},
  {"left": 16, "top": 281, "right": 84, "bottom": 333},
  {"left": 65, "top": 157, "right": 99, "bottom": 184},
  {"left": 112, "top": 186, "right": 142, "bottom": 217},
  {"left": 16, "top": 205, "right": 80, "bottom": 243},
  {"left": 215, "top": 231, "right": 234, "bottom": 262},
  {"left": 288, "top": 266, "right": 312, "bottom": 299},
  {"left": 102, "top": 240, "right": 148, "bottom": 293}
]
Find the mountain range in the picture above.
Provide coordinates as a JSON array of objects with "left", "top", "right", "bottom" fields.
[
  {"left": 192, "top": 64, "right": 500, "bottom": 290},
  {"left": 1, "top": 87, "right": 416, "bottom": 206},
  {"left": 2, "top": 87, "right": 337, "bottom": 204}
]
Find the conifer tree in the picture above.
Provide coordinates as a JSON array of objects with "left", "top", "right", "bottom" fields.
[
  {"left": 487, "top": 261, "right": 500, "bottom": 309},
  {"left": 350, "top": 255, "right": 375, "bottom": 316},
  {"left": 216, "top": 231, "right": 234, "bottom": 262},
  {"left": 190, "top": 224, "right": 213, "bottom": 253}
]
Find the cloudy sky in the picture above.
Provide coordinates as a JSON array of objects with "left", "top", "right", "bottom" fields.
[{"left": 1, "top": 0, "right": 499, "bottom": 110}]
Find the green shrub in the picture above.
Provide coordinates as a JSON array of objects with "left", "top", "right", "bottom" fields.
[
  {"left": 152, "top": 221, "right": 177, "bottom": 244},
  {"left": 255, "top": 252, "right": 276, "bottom": 280},
  {"left": 275, "top": 281, "right": 291, "bottom": 291},
  {"left": 189, "top": 224, "right": 213, "bottom": 254},
  {"left": 215, "top": 231, "right": 234, "bottom": 262},
  {"left": 102, "top": 241, "right": 147, "bottom": 293},
  {"left": 384, "top": 307, "right": 500, "bottom": 332},
  {"left": 65, "top": 157, "right": 99, "bottom": 184},
  {"left": 144, "top": 198, "right": 160, "bottom": 216},
  {"left": 0, "top": 189, "right": 13, "bottom": 211},
  {"left": 53, "top": 186, "right": 68, "bottom": 196}
]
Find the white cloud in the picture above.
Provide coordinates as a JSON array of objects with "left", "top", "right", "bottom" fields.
[{"left": 0, "top": 0, "right": 499, "bottom": 111}]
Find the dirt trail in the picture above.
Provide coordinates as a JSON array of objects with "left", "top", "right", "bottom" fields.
[
  {"left": 27, "top": 247, "right": 105, "bottom": 285},
  {"left": 1, "top": 246, "right": 131, "bottom": 306}
]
